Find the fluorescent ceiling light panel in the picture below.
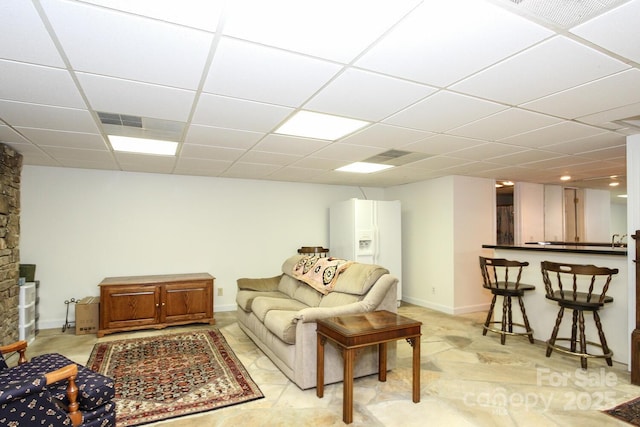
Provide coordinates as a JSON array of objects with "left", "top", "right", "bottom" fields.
[
  {"left": 108, "top": 135, "right": 178, "bottom": 156},
  {"left": 336, "top": 162, "right": 394, "bottom": 173},
  {"left": 275, "top": 110, "right": 370, "bottom": 140}
]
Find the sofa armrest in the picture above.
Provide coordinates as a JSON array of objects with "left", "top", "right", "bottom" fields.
[
  {"left": 294, "top": 301, "right": 370, "bottom": 323},
  {"left": 237, "top": 275, "right": 282, "bottom": 291}
]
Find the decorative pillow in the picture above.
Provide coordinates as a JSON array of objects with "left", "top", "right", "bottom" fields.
[{"left": 292, "top": 256, "right": 353, "bottom": 295}]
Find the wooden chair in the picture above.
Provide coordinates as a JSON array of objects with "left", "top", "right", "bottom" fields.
[
  {"left": 479, "top": 256, "right": 535, "bottom": 344},
  {"left": 541, "top": 261, "right": 618, "bottom": 369},
  {"left": 0, "top": 340, "right": 115, "bottom": 426}
]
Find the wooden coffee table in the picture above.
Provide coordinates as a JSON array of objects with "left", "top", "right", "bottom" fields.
[{"left": 316, "top": 310, "right": 422, "bottom": 424}]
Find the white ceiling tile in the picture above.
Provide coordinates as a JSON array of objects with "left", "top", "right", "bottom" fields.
[
  {"left": 192, "top": 94, "right": 293, "bottom": 132},
  {"left": 578, "top": 102, "right": 640, "bottom": 129},
  {"left": 239, "top": 151, "right": 301, "bottom": 166},
  {"left": 523, "top": 69, "right": 640, "bottom": 119},
  {"left": 266, "top": 167, "right": 327, "bottom": 182},
  {"left": 542, "top": 132, "right": 626, "bottom": 155},
  {"left": 0, "top": 100, "right": 100, "bottom": 133},
  {"left": 408, "top": 156, "right": 473, "bottom": 171},
  {"left": 57, "top": 157, "right": 119, "bottom": 170},
  {"left": 0, "top": 60, "right": 85, "bottom": 108},
  {"left": 488, "top": 150, "right": 561, "bottom": 166},
  {"left": 0, "top": 125, "right": 30, "bottom": 144},
  {"left": 81, "top": 0, "right": 224, "bottom": 32},
  {"left": 385, "top": 91, "right": 507, "bottom": 132},
  {"left": 577, "top": 144, "right": 627, "bottom": 161},
  {"left": 305, "top": 69, "right": 437, "bottom": 121},
  {"left": 252, "top": 135, "right": 330, "bottom": 156},
  {"left": 41, "top": 0, "right": 213, "bottom": 89},
  {"left": 448, "top": 142, "right": 527, "bottom": 161},
  {"left": 523, "top": 155, "right": 593, "bottom": 169},
  {"left": 340, "top": 124, "right": 433, "bottom": 148},
  {"left": 312, "top": 143, "right": 382, "bottom": 161},
  {"left": 222, "top": 162, "right": 281, "bottom": 178},
  {"left": 356, "top": 0, "right": 553, "bottom": 87},
  {"left": 222, "top": 0, "right": 421, "bottom": 63},
  {"left": 174, "top": 158, "right": 231, "bottom": 176},
  {"left": 16, "top": 128, "right": 107, "bottom": 150},
  {"left": 204, "top": 38, "right": 341, "bottom": 107},
  {"left": 0, "top": 1, "right": 64, "bottom": 67},
  {"left": 184, "top": 125, "right": 263, "bottom": 149},
  {"left": 291, "top": 157, "right": 345, "bottom": 170},
  {"left": 77, "top": 73, "right": 196, "bottom": 122},
  {"left": 499, "top": 121, "right": 605, "bottom": 148},
  {"left": 571, "top": 0, "right": 640, "bottom": 63},
  {"left": 400, "top": 134, "right": 485, "bottom": 155},
  {"left": 448, "top": 108, "right": 561, "bottom": 141},
  {"left": 180, "top": 144, "right": 245, "bottom": 161},
  {"left": 40, "top": 146, "right": 113, "bottom": 161},
  {"left": 116, "top": 153, "right": 177, "bottom": 174},
  {"left": 3, "top": 142, "right": 53, "bottom": 161},
  {"left": 450, "top": 36, "right": 628, "bottom": 105}
]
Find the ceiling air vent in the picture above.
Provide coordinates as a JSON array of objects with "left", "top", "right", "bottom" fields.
[
  {"left": 504, "top": 0, "right": 627, "bottom": 28},
  {"left": 97, "top": 111, "right": 185, "bottom": 141},
  {"left": 364, "top": 149, "right": 430, "bottom": 166},
  {"left": 97, "top": 112, "right": 142, "bottom": 128}
]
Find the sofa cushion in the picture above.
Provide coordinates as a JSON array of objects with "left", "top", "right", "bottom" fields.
[
  {"left": 236, "top": 290, "right": 289, "bottom": 312},
  {"left": 263, "top": 310, "right": 298, "bottom": 345},
  {"left": 277, "top": 274, "right": 300, "bottom": 298},
  {"left": 252, "top": 296, "right": 308, "bottom": 322},
  {"left": 293, "top": 284, "right": 322, "bottom": 307},
  {"left": 318, "top": 291, "right": 361, "bottom": 308},
  {"left": 332, "top": 263, "right": 389, "bottom": 295}
]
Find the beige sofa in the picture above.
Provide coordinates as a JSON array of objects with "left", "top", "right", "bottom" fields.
[{"left": 235, "top": 255, "right": 398, "bottom": 390}]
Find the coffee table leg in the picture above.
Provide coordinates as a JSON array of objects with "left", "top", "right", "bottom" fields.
[
  {"left": 343, "top": 347, "right": 354, "bottom": 424},
  {"left": 378, "top": 342, "right": 387, "bottom": 382},
  {"left": 411, "top": 336, "right": 420, "bottom": 403},
  {"left": 317, "top": 335, "right": 325, "bottom": 398}
]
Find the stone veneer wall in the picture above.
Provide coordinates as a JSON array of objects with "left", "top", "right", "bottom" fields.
[{"left": 0, "top": 144, "right": 22, "bottom": 346}]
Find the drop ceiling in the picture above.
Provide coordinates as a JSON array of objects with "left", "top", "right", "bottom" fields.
[{"left": 1, "top": 0, "right": 638, "bottom": 198}]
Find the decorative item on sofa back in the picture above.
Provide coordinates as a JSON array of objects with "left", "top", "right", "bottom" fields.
[{"left": 236, "top": 254, "right": 398, "bottom": 390}]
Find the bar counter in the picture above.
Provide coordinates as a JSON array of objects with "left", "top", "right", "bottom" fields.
[{"left": 481, "top": 243, "right": 630, "bottom": 365}]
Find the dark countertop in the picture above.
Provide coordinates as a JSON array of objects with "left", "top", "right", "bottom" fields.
[{"left": 482, "top": 243, "right": 627, "bottom": 256}]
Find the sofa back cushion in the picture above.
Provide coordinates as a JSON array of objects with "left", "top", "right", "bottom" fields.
[
  {"left": 293, "top": 284, "right": 322, "bottom": 307},
  {"left": 332, "top": 263, "right": 389, "bottom": 295},
  {"left": 277, "top": 274, "right": 300, "bottom": 298},
  {"left": 318, "top": 291, "right": 361, "bottom": 307}
]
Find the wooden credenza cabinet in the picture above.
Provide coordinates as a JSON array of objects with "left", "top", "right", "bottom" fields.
[{"left": 98, "top": 273, "right": 215, "bottom": 337}]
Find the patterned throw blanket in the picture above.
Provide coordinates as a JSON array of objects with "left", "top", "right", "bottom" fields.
[{"left": 292, "top": 255, "right": 353, "bottom": 294}]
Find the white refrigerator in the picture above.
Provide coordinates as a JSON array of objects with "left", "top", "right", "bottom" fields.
[{"left": 329, "top": 199, "right": 402, "bottom": 304}]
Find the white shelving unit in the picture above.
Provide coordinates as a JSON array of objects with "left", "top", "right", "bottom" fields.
[{"left": 19, "top": 282, "right": 37, "bottom": 343}]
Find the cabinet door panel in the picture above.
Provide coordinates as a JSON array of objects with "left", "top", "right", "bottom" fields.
[
  {"left": 101, "top": 285, "right": 160, "bottom": 329},
  {"left": 163, "top": 281, "right": 212, "bottom": 322}
]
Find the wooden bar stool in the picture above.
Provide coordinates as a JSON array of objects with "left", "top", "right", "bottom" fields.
[
  {"left": 541, "top": 261, "right": 618, "bottom": 369},
  {"left": 479, "top": 256, "right": 535, "bottom": 344}
]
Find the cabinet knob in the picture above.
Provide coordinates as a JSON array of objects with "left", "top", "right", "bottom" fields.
[
  {"left": 162, "top": 302, "right": 166, "bottom": 306},
  {"left": 155, "top": 303, "right": 159, "bottom": 307}
]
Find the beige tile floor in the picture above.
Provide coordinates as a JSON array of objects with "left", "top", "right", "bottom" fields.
[{"left": 16, "top": 304, "right": 640, "bottom": 426}]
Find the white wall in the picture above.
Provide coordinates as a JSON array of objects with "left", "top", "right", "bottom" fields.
[
  {"left": 386, "top": 175, "right": 494, "bottom": 314},
  {"left": 544, "top": 185, "right": 564, "bottom": 241},
  {"left": 386, "top": 176, "right": 454, "bottom": 311},
  {"left": 611, "top": 202, "right": 627, "bottom": 237},
  {"left": 583, "top": 188, "right": 612, "bottom": 242},
  {"left": 20, "top": 166, "right": 384, "bottom": 328},
  {"left": 514, "top": 182, "right": 544, "bottom": 244}
]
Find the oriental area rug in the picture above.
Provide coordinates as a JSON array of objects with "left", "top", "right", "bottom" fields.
[
  {"left": 604, "top": 396, "right": 640, "bottom": 426},
  {"left": 87, "top": 330, "right": 264, "bottom": 426}
]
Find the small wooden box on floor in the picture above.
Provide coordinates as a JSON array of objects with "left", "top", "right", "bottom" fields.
[{"left": 98, "top": 273, "right": 215, "bottom": 337}]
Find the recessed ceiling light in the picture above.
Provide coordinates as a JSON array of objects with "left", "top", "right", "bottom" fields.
[
  {"left": 502, "top": 181, "right": 514, "bottom": 186},
  {"left": 609, "top": 182, "right": 620, "bottom": 187},
  {"left": 336, "top": 162, "right": 394, "bottom": 174},
  {"left": 108, "top": 135, "right": 178, "bottom": 156},
  {"left": 560, "top": 175, "right": 571, "bottom": 181},
  {"left": 618, "top": 194, "right": 628, "bottom": 198},
  {"left": 275, "top": 110, "right": 370, "bottom": 140}
]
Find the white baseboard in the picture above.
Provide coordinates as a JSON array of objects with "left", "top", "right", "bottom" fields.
[{"left": 401, "top": 296, "right": 489, "bottom": 316}]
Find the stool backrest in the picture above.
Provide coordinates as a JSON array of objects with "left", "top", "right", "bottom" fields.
[
  {"left": 540, "top": 261, "right": 618, "bottom": 303},
  {"left": 479, "top": 256, "right": 529, "bottom": 289}
]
